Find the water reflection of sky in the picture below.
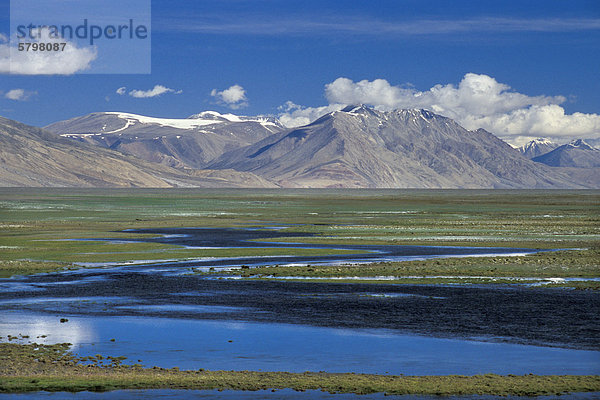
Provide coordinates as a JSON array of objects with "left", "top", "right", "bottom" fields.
[
  {"left": 2, "top": 313, "right": 598, "bottom": 376},
  {"left": 0, "top": 313, "right": 96, "bottom": 346}
]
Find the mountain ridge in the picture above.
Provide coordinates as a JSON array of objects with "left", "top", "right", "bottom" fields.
[
  {"left": 0, "top": 116, "right": 277, "bottom": 188},
  {"left": 532, "top": 139, "right": 600, "bottom": 168},
  {"left": 209, "top": 106, "right": 591, "bottom": 188},
  {"left": 12, "top": 107, "right": 600, "bottom": 188},
  {"left": 44, "top": 111, "right": 284, "bottom": 169}
]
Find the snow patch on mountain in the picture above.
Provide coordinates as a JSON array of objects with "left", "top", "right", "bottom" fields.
[
  {"left": 76, "top": 111, "right": 284, "bottom": 132},
  {"left": 566, "top": 139, "right": 594, "bottom": 150},
  {"left": 188, "top": 111, "right": 283, "bottom": 128},
  {"left": 104, "top": 112, "right": 224, "bottom": 130},
  {"left": 518, "top": 138, "right": 560, "bottom": 159}
]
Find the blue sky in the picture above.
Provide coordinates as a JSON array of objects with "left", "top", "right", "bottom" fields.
[{"left": 0, "top": 0, "right": 599, "bottom": 144}]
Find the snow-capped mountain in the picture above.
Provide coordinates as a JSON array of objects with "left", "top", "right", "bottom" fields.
[
  {"left": 209, "top": 105, "right": 584, "bottom": 188},
  {"left": 45, "top": 111, "right": 285, "bottom": 168},
  {"left": 532, "top": 139, "right": 600, "bottom": 168},
  {"left": 42, "top": 107, "right": 600, "bottom": 188},
  {"left": 518, "top": 138, "right": 560, "bottom": 159},
  {"left": 0, "top": 116, "right": 276, "bottom": 188}
]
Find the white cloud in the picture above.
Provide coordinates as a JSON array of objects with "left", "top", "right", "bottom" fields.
[
  {"left": 4, "top": 88, "right": 36, "bottom": 101},
  {"left": 128, "top": 85, "right": 182, "bottom": 98},
  {"left": 461, "top": 104, "right": 600, "bottom": 141},
  {"left": 116, "top": 87, "right": 127, "bottom": 95},
  {"left": 324, "top": 74, "right": 565, "bottom": 118},
  {"left": 277, "top": 101, "right": 344, "bottom": 128},
  {"left": 0, "top": 29, "right": 96, "bottom": 75},
  {"left": 211, "top": 84, "right": 248, "bottom": 109},
  {"left": 164, "top": 16, "right": 600, "bottom": 36},
  {"left": 279, "top": 74, "right": 600, "bottom": 144}
]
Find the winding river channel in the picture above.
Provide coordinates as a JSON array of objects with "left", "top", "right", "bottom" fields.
[{"left": 1, "top": 226, "right": 599, "bottom": 397}]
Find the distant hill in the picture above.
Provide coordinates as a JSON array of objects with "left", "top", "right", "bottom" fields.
[
  {"left": 208, "top": 106, "right": 592, "bottom": 188},
  {"left": 45, "top": 111, "right": 284, "bottom": 169},
  {"left": 532, "top": 139, "right": 600, "bottom": 168},
  {"left": 518, "top": 138, "right": 560, "bottom": 159},
  {"left": 0, "top": 116, "right": 276, "bottom": 188}
]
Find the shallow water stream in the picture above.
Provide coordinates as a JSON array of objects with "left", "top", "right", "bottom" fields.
[{"left": 1, "top": 227, "right": 598, "bottom": 399}]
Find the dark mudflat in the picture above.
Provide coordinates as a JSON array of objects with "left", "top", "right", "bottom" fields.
[{"left": 2, "top": 271, "right": 599, "bottom": 350}]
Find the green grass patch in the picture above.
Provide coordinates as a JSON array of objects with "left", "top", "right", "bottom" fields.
[
  {"left": 0, "top": 227, "right": 359, "bottom": 269},
  {"left": 219, "top": 248, "right": 600, "bottom": 279},
  {"left": 0, "top": 260, "right": 74, "bottom": 278},
  {"left": 207, "top": 248, "right": 600, "bottom": 288},
  {"left": 0, "top": 237, "right": 360, "bottom": 264}
]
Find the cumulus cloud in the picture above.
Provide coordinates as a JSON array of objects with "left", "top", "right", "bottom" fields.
[
  {"left": 279, "top": 73, "right": 600, "bottom": 144},
  {"left": 4, "top": 88, "right": 36, "bottom": 101},
  {"left": 323, "top": 74, "right": 565, "bottom": 118},
  {"left": 0, "top": 29, "right": 96, "bottom": 75},
  {"left": 211, "top": 84, "right": 248, "bottom": 109},
  {"left": 277, "top": 101, "right": 345, "bottom": 128},
  {"left": 116, "top": 87, "right": 127, "bottom": 95},
  {"left": 128, "top": 85, "right": 182, "bottom": 98}
]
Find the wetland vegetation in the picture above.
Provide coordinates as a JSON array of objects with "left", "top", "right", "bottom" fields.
[
  {"left": 2, "top": 188, "right": 598, "bottom": 287},
  {"left": 0, "top": 188, "right": 598, "bottom": 395},
  {"left": 1, "top": 188, "right": 598, "bottom": 272},
  {"left": 211, "top": 248, "right": 600, "bottom": 289}
]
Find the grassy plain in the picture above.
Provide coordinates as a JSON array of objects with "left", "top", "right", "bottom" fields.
[
  {"left": 1, "top": 188, "right": 599, "bottom": 394},
  {"left": 1, "top": 188, "right": 599, "bottom": 284}
]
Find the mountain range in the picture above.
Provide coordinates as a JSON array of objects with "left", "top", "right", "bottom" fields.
[
  {"left": 45, "top": 111, "right": 282, "bottom": 169},
  {"left": 2, "top": 107, "right": 600, "bottom": 188},
  {"left": 532, "top": 139, "right": 600, "bottom": 168},
  {"left": 518, "top": 138, "right": 600, "bottom": 168},
  {"left": 0, "top": 116, "right": 275, "bottom": 188},
  {"left": 209, "top": 106, "right": 585, "bottom": 188}
]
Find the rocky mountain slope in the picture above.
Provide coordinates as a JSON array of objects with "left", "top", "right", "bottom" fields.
[
  {"left": 532, "top": 139, "right": 600, "bottom": 168},
  {"left": 0, "top": 116, "right": 276, "bottom": 188},
  {"left": 208, "top": 106, "right": 591, "bottom": 188},
  {"left": 45, "top": 111, "right": 284, "bottom": 168}
]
